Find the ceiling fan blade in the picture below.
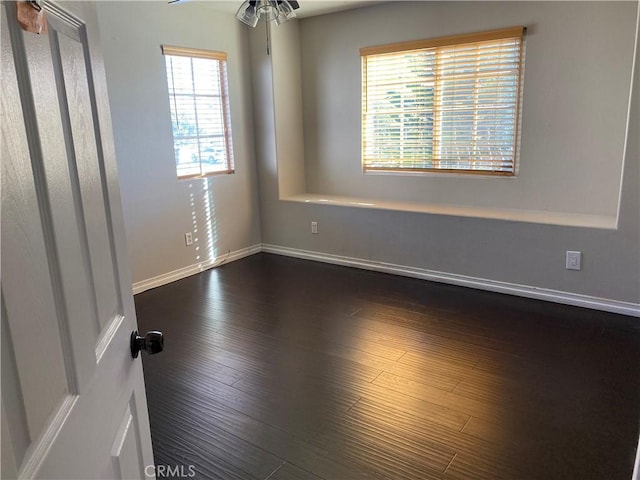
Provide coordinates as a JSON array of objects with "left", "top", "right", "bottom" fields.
[{"left": 276, "top": 0, "right": 300, "bottom": 10}]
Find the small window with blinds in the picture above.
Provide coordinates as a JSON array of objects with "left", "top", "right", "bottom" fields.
[
  {"left": 162, "top": 45, "right": 234, "bottom": 178},
  {"left": 361, "top": 27, "right": 525, "bottom": 175}
]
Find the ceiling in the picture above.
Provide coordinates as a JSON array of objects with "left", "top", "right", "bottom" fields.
[{"left": 198, "top": 0, "right": 384, "bottom": 19}]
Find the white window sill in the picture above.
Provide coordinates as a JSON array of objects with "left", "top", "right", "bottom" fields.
[{"left": 282, "top": 194, "right": 618, "bottom": 229}]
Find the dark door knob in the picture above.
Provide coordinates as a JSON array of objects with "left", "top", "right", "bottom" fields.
[{"left": 130, "top": 330, "right": 164, "bottom": 358}]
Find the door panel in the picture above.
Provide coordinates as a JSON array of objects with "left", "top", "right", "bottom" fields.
[
  {"left": 18, "top": 0, "right": 100, "bottom": 392},
  {"left": 56, "top": 28, "right": 121, "bottom": 333},
  {"left": 1, "top": 4, "right": 72, "bottom": 444},
  {"left": 1, "top": 2, "right": 155, "bottom": 478}
]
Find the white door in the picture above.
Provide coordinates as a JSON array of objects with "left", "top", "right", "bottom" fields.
[{"left": 1, "top": 1, "right": 156, "bottom": 478}]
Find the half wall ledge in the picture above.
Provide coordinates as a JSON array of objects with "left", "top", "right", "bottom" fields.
[{"left": 282, "top": 194, "right": 618, "bottom": 229}]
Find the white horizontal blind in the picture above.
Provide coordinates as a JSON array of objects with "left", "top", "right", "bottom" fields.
[
  {"left": 361, "top": 28, "right": 524, "bottom": 175},
  {"left": 162, "top": 46, "right": 234, "bottom": 178}
]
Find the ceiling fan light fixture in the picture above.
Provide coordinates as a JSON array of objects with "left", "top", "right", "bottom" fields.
[
  {"left": 257, "top": 1, "right": 279, "bottom": 22},
  {"left": 236, "top": 0, "right": 260, "bottom": 27},
  {"left": 236, "top": 0, "right": 297, "bottom": 28},
  {"left": 275, "top": 0, "right": 296, "bottom": 23}
]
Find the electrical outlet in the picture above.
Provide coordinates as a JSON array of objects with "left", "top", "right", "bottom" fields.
[
  {"left": 311, "top": 221, "right": 318, "bottom": 234},
  {"left": 566, "top": 251, "right": 581, "bottom": 270},
  {"left": 185, "top": 232, "right": 193, "bottom": 246}
]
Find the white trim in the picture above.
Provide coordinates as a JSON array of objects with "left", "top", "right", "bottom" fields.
[
  {"left": 131, "top": 244, "right": 262, "bottom": 295},
  {"left": 261, "top": 244, "right": 640, "bottom": 318},
  {"left": 131, "top": 243, "right": 639, "bottom": 316}
]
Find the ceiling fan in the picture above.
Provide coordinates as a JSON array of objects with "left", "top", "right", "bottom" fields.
[
  {"left": 235, "top": 0, "right": 300, "bottom": 27},
  {"left": 168, "top": 0, "right": 300, "bottom": 28}
]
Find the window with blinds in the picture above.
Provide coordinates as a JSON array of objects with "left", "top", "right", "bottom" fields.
[
  {"left": 361, "top": 27, "right": 525, "bottom": 175},
  {"left": 162, "top": 45, "right": 234, "bottom": 178}
]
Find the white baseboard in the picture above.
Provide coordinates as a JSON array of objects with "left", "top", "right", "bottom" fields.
[
  {"left": 261, "top": 244, "right": 640, "bottom": 317},
  {"left": 132, "top": 244, "right": 262, "bottom": 295},
  {"left": 131, "top": 242, "right": 639, "bottom": 316}
]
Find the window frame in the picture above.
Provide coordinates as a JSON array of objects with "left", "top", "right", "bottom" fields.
[
  {"left": 162, "top": 45, "right": 235, "bottom": 179},
  {"left": 360, "top": 27, "right": 525, "bottom": 177}
]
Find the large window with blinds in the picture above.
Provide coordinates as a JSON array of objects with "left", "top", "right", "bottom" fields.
[
  {"left": 162, "top": 45, "right": 234, "bottom": 178},
  {"left": 361, "top": 27, "right": 525, "bottom": 175}
]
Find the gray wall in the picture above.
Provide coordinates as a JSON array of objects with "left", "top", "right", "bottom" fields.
[
  {"left": 252, "top": 1, "right": 640, "bottom": 304},
  {"left": 94, "top": 0, "right": 638, "bottom": 305},
  {"left": 301, "top": 2, "right": 635, "bottom": 219},
  {"left": 96, "top": 1, "right": 261, "bottom": 284}
]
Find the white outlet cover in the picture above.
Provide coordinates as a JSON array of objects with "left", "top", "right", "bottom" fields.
[{"left": 566, "top": 251, "right": 581, "bottom": 270}]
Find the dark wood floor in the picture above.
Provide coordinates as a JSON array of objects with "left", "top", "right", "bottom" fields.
[{"left": 135, "top": 253, "right": 640, "bottom": 480}]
